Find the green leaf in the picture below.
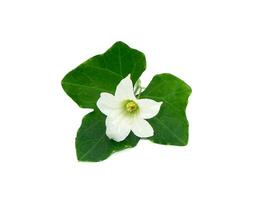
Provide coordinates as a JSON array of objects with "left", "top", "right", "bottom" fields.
[
  {"left": 76, "top": 109, "right": 139, "bottom": 162},
  {"left": 61, "top": 41, "right": 144, "bottom": 162},
  {"left": 61, "top": 41, "right": 146, "bottom": 109},
  {"left": 140, "top": 73, "right": 192, "bottom": 146}
]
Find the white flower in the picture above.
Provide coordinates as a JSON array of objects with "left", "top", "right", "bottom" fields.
[{"left": 97, "top": 75, "right": 163, "bottom": 142}]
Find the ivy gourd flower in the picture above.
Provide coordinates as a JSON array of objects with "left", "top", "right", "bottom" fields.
[{"left": 97, "top": 75, "right": 163, "bottom": 142}]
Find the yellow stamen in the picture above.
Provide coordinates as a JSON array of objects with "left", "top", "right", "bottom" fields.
[{"left": 126, "top": 101, "right": 138, "bottom": 113}]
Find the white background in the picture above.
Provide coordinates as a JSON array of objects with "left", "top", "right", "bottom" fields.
[{"left": 0, "top": 0, "right": 267, "bottom": 199}]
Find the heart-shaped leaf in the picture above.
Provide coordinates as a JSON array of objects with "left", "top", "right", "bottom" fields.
[
  {"left": 62, "top": 42, "right": 145, "bottom": 161},
  {"left": 62, "top": 41, "right": 146, "bottom": 109},
  {"left": 140, "top": 73, "right": 192, "bottom": 146},
  {"left": 76, "top": 109, "right": 139, "bottom": 162}
]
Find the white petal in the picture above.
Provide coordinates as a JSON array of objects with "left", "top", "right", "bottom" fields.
[
  {"left": 131, "top": 118, "right": 154, "bottom": 138},
  {"left": 105, "top": 115, "right": 131, "bottom": 142},
  {"left": 97, "top": 92, "right": 121, "bottom": 116},
  {"left": 115, "top": 74, "right": 136, "bottom": 100},
  {"left": 137, "top": 99, "right": 163, "bottom": 119}
]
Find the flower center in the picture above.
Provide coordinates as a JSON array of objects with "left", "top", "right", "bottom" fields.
[{"left": 125, "top": 100, "right": 138, "bottom": 113}]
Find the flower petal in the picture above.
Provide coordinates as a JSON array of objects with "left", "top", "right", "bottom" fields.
[
  {"left": 137, "top": 99, "right": 163, "bottom": 119},
  {"left": 131, "top": 118, "right": 154, "bottom": 138},
  {"left": 97, "top": 92, "right": 121, "bottom": 116},
  {"left": 105, "top": 115, "right": 131, "bottom": 142},
  {"left": 115, "top": 75, "right": 136, "bottom": 100}
]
